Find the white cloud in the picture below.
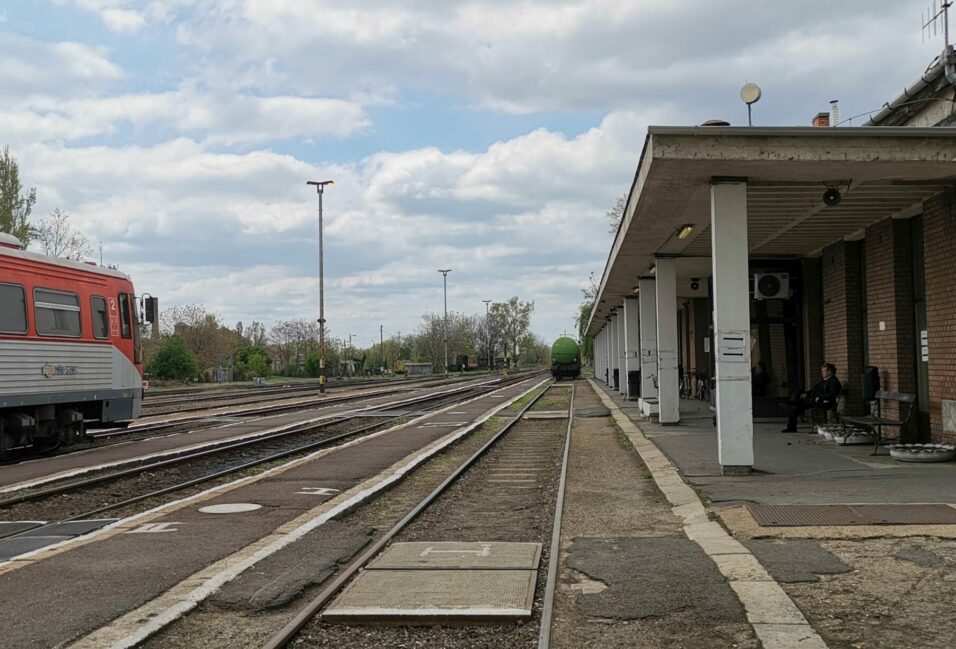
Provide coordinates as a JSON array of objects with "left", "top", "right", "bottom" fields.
[
  {"left": 100, "top": 7, "right": 146, "bottom": 32},
  {"left": 0, "top": 33, "right": 122, "bottom": 98},
  {"left": 0, "top": 89, "right": 369, "bottom": 146}
]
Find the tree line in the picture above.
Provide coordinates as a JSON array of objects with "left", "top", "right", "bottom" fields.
[{"left": 144, "top": 297, "right": 546, "bottom": 383}]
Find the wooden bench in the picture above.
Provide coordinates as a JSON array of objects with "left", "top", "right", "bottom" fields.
[
  {"left": 841, "top": 390, "right": 916, "bottom": 455},
  {"left": 808, "top": 391, "right": 843, "bottom": 427}
]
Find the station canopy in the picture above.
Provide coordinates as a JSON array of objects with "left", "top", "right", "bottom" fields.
[{"left": 587, "top": 126, "right": 956, "bottom": 336}]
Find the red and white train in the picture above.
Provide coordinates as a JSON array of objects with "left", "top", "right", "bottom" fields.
[{"left": 0, "top": 232, "right": 143, "bottom": 456}]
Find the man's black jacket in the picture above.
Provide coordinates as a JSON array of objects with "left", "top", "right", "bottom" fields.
[{"left": 808, "top": 375, "right": 842, "bottom": 408}]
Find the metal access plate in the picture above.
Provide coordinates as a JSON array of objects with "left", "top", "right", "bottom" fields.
[
  {"left": 748, "top": 504, "right": 956, "bottom": 527},
  {"left": 18, "top": 519, "right": 117, "bottom": 537},
  {"left": 0, "top": 521, "right": 45, "bottom": 537},
  {"left": 0, "top": 536, "right": 71, "bottom": 561},
  {"left": 323, "top": 569, "right": 536, "bottom": 622},
  {"left": 367, "top": 542, "right": 542, "bottom": 570}
]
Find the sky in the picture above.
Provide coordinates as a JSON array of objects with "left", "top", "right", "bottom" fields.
[{"left": 0, "top": 0, "right": 948, "bottom": 349}]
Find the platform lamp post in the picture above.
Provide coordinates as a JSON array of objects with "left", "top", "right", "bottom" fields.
[
  {"left": 438, "top": 269, "right": 452, "bottom": 377},
  {"left": 307, "top": 179, "right": 333, "bottom": 393},
  {"left": 483, "top": 299, "right": 492, "bottom": 373}
]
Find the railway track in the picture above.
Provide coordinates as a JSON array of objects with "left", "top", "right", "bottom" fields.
[
  {"left": 0, "top": 374, "right": 540, "bottom": 544},
  {"left": 261, "top": 379, "right": 575, "bottom": 649}
]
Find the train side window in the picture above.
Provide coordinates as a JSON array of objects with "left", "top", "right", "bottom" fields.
[
  {"left": 91, "top": 296, "right": 109, "bottom": 339},
  {"left": 34, "top": 288, "right": 81, "bottom": 337},
  {"left": 0, "top": 283, "right": 28, "bottom": 334},
  {"left": 118, "top": 292, "right": 132, "bottom": 339}
]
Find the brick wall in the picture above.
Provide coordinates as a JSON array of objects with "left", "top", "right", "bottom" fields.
[
  {"left": 802, "top": 258, "right": 824, "bottom": 388},
  {"left": 822, "top": 240, "right": 866, "bottom": 415},
  {"left": 864, "top": 218, "right": 917, "bottom": 434},
  {"left": 923, "top": 189, "right": 956, "bottom": 443}
]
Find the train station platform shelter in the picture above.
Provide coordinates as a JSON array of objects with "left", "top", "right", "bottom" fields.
[{"left": 587, "top": 125, "right": 956, "bottom": 474}]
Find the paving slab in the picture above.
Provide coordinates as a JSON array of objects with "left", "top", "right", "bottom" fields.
[
  {"left": 367, "top": 541, "right": 541, "bottom": 570},
  {"left": 566, "top": 536, "right": 745, "bottom": 621},
  {"left": 743, "top": 539, "right": 853, "bottom": 583},
  {"left": 323, "top": 569, "right": 537, "bottom": 622}
]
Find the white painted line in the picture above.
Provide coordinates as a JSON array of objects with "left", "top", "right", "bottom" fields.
[
  {"left": 589, "top": 379, "right": 829, "bottom": 649},
  {"left": 65, "top": 377, "right": 550, "bottom": 649}
]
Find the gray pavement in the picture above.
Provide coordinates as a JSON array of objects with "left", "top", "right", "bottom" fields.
[{"left": 594, "top": 384, "right": 956, "bottom": 506}]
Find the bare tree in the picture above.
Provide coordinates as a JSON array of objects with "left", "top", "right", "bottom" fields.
[
  {"left": 606, "top": 193, "right": 627, "bottom": 236},
  {"left": 413, "top": 311, "right": 478, "bottom": 369},
  {"left": 269, "top": 318, "right": 320, "bottom": 373},
  {"left": 35, "top": 208, "right": 92, "bottom": 260}
]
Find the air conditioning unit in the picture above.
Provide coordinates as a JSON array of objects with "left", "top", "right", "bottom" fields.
[{"left": 754, "top": 272, "right": 790, "bottom": 300}]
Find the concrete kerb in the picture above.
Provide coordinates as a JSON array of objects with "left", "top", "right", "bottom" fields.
[
  {"left": 66, "top": 377, "right": 550, "bottom": 649},
  {"left": 587, "top": 379, "right": 828, "bottom": 649}
]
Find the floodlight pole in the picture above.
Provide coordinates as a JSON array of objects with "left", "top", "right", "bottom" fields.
[
  {"left": 307, "top": 180, "right": 334, "bottom": 393},
  {"left": 380, "top": 324, "right": 384, "bottom": 373},
  {"left": 438, "top": 269, "right": 452, "bottom": 376}
]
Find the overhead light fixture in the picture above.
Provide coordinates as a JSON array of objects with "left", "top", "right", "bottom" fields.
[
  {"left": 822, "top": 187, "right": 842, "bottom": 207},
  {"left": 676, "top": 224, "right": 695, "bottom": 240}
]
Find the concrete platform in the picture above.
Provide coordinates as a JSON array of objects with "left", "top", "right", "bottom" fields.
[
  {"left": 523, "top": 411, "right": 568, "bottom": 420},
  {"left": 367, "top": 541, "right": 541, "bottom": 570},
  {"left": 323, "top": 569, "right": 537, "bottom": 623}
]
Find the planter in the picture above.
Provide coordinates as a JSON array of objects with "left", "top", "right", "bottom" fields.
[{"left": 888, "top": 444, "right": 956, "bottom": 463}]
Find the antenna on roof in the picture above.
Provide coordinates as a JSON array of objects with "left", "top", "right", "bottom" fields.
[{"left": 923, "top": 1, "right": 952, "bottom": 49}]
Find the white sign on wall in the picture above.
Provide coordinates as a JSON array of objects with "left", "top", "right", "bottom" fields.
[{"left": 718, "top": 331, "right": 747, "bottom": 363}]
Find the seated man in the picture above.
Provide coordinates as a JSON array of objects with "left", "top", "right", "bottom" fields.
[{"left": 782, "top": 362, "right": 842, "bottom": 432}]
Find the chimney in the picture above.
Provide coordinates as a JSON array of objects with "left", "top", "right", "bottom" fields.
[
  {"left": 811, "top": 112, "right": 830, "bottom": 127},
  {"left": 829, "top": 99, "right": 840, "bottom": 127}
]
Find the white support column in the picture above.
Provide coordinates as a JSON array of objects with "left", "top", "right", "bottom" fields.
[
  {"left": 655, "top": 257, "right": 680, "bottom": 424},
  {"left": 596, "top": 329, "right": 606, "bottom": 384},
  {"left": 711, "top": 179, "right": 753, "bottom": 473},
  {"left": 603, "top": 323, "right": 612, "bottom": 385},
  {"left": 637, "top": 278, "right": 659, "bottom": 416},
  {"left": 608, "top": 313, "right": 620, "bottom": 391},
  {"left": 617, "top": 306, "right": 627, "bottom": 396},
  {"left": 623, "top": 296, "right": 641, "bottom": 400}
]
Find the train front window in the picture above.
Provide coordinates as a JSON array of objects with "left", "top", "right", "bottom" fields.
[
  {"left": 0, "top": 283, "right": 27, "bottom": 334},
  {"left": 34, "top": 288, "right": 81, "bottom": 337},
  {"left": 91, "top": 296, "right": 109, "bottom": 339},
  {"left": 118, "top": 292, "right": 132, "bottom": 339},
  {"left": 130, "top": 295, "right": 142, "bottom": 364}
]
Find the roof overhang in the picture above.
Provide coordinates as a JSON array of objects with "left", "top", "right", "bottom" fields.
[{"left": 587, "top": 126, "right": 956, "bottom": 337}]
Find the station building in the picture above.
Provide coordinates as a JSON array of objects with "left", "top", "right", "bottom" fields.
[{"left": 588, "top": 51, "right": 956, "bottom": 474}]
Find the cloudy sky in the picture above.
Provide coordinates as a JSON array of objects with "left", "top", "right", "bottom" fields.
[{"left": 0, "top": 1, "right": 945, "bottom": 348}]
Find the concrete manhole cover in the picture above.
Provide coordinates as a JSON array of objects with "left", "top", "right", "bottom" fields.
[{"left": 198, "top": 503, "right": 263, "bottom": 514}]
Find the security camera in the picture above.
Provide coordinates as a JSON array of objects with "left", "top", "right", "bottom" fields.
[
  {"left": 690, "top": 277, "right": 700, "bottom": 291},
  {"left": 822, "top": 187, "right": 842, "bottom": 206}
]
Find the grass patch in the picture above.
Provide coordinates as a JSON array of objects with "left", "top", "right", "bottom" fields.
[
  {"left": 509, "top": 384, "right": 549, "bottom": 411},
  {"left": 641, "top": 470, "right": 653, "bottom": 480}
]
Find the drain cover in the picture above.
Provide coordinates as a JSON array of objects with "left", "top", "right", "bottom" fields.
[{"left": 748, "top": 504, "right": 956, "bottom": 527}]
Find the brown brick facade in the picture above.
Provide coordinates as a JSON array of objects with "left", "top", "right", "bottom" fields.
[
  {"left": 822, "top": 240, "right": 865, "bottom": 415},
  {"left": 922, "top": 189, "right": 956, "bottom": 443},
  {"left": 864, "top": 218, "right": 917, "bottom": 435},
  {"left": 801, "top": 257, "right": 824, "bottom": 388}
]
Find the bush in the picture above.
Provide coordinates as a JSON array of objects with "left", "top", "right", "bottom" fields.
[
  {"left": 236, "top": 346, "right": 272, "bottom": 380},
  {"left": 146, "top": 336, "right": 198, "bottom": 381}
]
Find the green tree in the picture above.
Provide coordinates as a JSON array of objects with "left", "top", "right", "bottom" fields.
[
  {"left": 0, "top": 146, "right": 36, "bottom": 246},
  {"left": 576, "top": 273, "right": 597, "bottom": 363},
  {"left": 146, "top": 336, "right": 198, "bottom": 381},
  {"left": 490, "top": 297, "right": 534, "bottom": 369},
  {"left": 235, "top": 346, "right": 272, "bottom": 380}
]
